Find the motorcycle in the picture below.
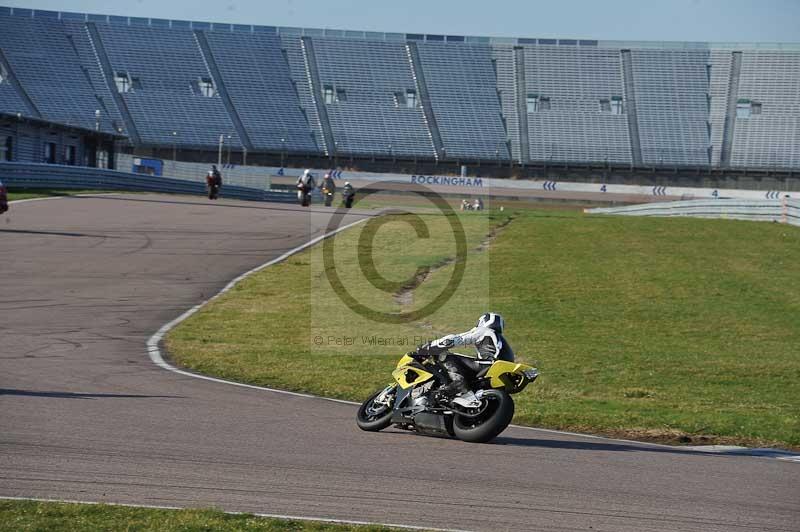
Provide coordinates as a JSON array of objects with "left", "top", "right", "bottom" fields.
[
  {"left": 356, "top": 352, "right": 538, "bottom": 443},
  {"left": 0, "top": 179, "right": 8, "bottom": 214},
  {"left": 342, "top": 187, "right": 355, "bottom": 208},
  {"left": 297, "top": 183, "right": 312, "bottom": 207},
  {"left": 322, "top": 187, "right": 334, "bottom": 207}
]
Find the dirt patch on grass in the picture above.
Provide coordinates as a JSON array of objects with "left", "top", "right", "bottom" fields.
[
  {"left": 393, "top": 256, "right": 456, "bottom": 307},
  {"left": 393, "top": 216, "right": 514, "bottom": 308},
  {"left": 475, "top": 216, "right": 513, "bottom": 253},
  {"left": 574, "top": 427, "right": 800, "bottom": 451}
]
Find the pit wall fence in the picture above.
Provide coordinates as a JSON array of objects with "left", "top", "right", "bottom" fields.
[
  {"left": 587, "top": 198, "right": 800, "bottom": 226},
  {"left": 0, "top": 161, "right": 293, "bottom": 202}
]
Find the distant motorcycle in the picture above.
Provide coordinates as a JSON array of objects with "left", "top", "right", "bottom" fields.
[
  {"left": 342, "top": 183, "right": 355, "bottom": 208},
  {"left": 0, "top": 179, "right": 9, "bottom": 214},
  {"left": 297, "top": 183, "right": 312, "bottom": 207},
  {"left": 206, "top": 172, "right": 221, "bottom": 200},
  {"left": 357, "top": 351, "right": 538, "bottom": 443},
  {"left": 322, "top": 186, "right": 334, "bottom": 207}
]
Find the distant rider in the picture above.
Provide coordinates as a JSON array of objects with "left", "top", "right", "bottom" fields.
[
  {"left": 342, "top": 181, "right": 355, "bottom": 208},
  {"left": 321, "top": 172, "right": 336, "bottom": 206},
  {"left": 297, "top": 169, "right": 316, "bottom": 206},
  {"left": 297, "top": 169, "right": 317, "bottom": 190},
  {"left": 0, "top": 178, "right": 8, "bottom": 214},
  {"left": 411, "top": 313, "right": 513, "bottom": 408}
]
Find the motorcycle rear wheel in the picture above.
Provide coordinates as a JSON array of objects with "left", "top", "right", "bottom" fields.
[
  {"left": 356, "top": 388, "right": 394, "bottom": 432},
  {"left": 452, "top": 389, "right": 514, "bottom": 443}
]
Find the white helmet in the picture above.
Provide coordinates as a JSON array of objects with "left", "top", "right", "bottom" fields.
[
  {"left": 477, "top": 312, "right": 504, "bottom": 333},
  {"left": 303, "top": 169, "right": 312, "bottom": 178}
]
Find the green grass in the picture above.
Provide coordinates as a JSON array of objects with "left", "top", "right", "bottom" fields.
[
  {"left": 6, "top": 189, "right": 119, "bottom": 201},
  {"left": 0, "top": 500, "right": 402, "bottom": 531},
  {"left": 167, "top": 206, "right": 800, "bottom": 449}
]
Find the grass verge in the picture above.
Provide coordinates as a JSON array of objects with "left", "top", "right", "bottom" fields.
[
  {"left": 0, "top": 500, "right": 402, "bottom": 531},
  {"left": 167, "top": 206, "right": 800, "bottom": 449}
]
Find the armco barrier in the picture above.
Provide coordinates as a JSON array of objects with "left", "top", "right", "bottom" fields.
[
  {"left": 116, "top": 154, "right": 272, "bottom": 190},
  {"left": 0, "top": 162, "right": 294, "bottom": 203},
  {"left": 587, "top": 198, "right": 800, "bottom": 227}
]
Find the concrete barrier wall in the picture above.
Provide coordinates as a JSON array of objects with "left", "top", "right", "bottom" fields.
[
  {"left": 126, "top": 158, "right": 795, "bottom": 201},
  {"left": 0, "top": 162, "right": 293, "bottom": 203}
]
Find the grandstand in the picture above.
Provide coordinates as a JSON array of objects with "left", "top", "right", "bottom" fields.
[{"left": 0, "top": 6, "right": 798, "bottom": 170}]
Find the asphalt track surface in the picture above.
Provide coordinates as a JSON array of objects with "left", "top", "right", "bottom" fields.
[{"left": 1, "top": 194, "right": 798, "bottom": 532}]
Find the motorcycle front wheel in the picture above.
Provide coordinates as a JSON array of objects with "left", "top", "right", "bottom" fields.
[
  {"left": 452, "top": 389, "right": 515, "bottom": 443},
  {"left": 356, "top": 387, "right": 395, "bottom": 432}
]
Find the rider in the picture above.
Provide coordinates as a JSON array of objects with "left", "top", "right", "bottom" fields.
[
  {"left": 411, "top": 313, "right": 513, "bottom": 408},
  {"left": 297, "top": 169, "right": 316, "bottom": 190},
  {"left": 0, "top": 178, "right": 8, "bottom": 214},
  {"left": 342, "top": 181, "right": 355, "bottom": 208},
  {"left": 321, "top": 172, "right": 336, "bottom": 202}
]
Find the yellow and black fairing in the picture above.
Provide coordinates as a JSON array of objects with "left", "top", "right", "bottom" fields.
[
  {"left": 391, "top": 354, "right": 435, "bottom": 389},
  {"left": 388, "top": 354, "right": 451, "bottom": 432},
  {"left": 481, "top": 360, "right": 538, "bottom": 394},
  {"left": 444, "top": 353, "right": 538, "bottom": 395},
  {"left": 387, "top": 353, "right": 538, "bottom": 434}
]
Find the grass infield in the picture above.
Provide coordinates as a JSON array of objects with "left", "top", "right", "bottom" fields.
[
  {"left": 0, "top": 500, "right": 402, "bottom": 531},
  {"left": 167, "top": 204, "right": 800, "bottom": 449}
]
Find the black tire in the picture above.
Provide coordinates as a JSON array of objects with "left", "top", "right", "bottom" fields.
[
  {"left": 356, "top": 387, "right": 395, "bottom": 432},
  {"left": 452, "top": 389, "right": 514, "bottom": 443}
]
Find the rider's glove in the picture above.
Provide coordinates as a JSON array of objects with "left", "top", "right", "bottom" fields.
[{"left": 408, "top": 344, "right": 431, "bottom": 361}]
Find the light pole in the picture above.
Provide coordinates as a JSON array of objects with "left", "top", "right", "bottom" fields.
[
  {"left": 334, "top": 140, "right": 339, "bottom": 168},
  {"left": 217, "top": 134, "right": 224, "bottom": 167},
  {"left": 280, "top": 137, "right": 285, "bottom": 168},
  {"left": 95, "top": 109, "right": 101, "bottom": 131},
  {"left": 171, "top": 131, "right": 178, "bottom": 162},
  {"left": 226, "top": 134, "right": 232, "bottom": 165}
]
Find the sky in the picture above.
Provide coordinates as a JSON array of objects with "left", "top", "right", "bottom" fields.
[{"left": 4, "top": 0, "right": 800, "bottom": 43}]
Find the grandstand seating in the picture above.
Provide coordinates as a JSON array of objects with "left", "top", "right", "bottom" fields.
[
  {"left": 280, "top": 33, "right": 327, "bottom": 154},
  {"left": 0, "top": 11, "right": 113, "bottom": 132},
  {"left": 0, "top": 6, "right": 798, "bottom": 169},
  {"left": 62, "top": 20, "right": 127, "bottom": 136},
  {"left": 416, "top": 42, "right": 509, "bottom": 160},
  {"left": 94, "top": 23, "right": 242, "bottom": 148},
  {"left": 204, "top": 31, "right": 318, "bottom": 152},
  {"left": 731, "top": 50, "right": 800, "bottom": 168},
  {"left": 631, "top": 49, "right": 711, "bottom": 165},
  {"left": 0, "top": 70, "right": 31, "bottom": 117},
  {"left": 491, "top": 46, "right": 522, "bottom": 161},
  {"left": 311, "top": 38, "right": 434, "bottom": 158},
  {"left": 518, "top": 44, "right": 632, "bottom": 164}
]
